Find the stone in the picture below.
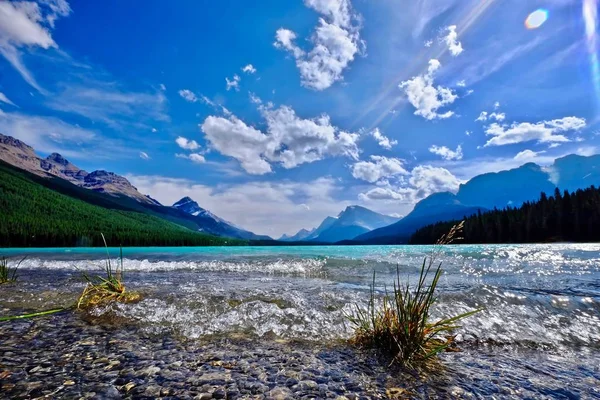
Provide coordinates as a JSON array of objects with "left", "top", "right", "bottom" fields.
[{"left": 268, "top": 386, "right": 293, "bottom": 400}]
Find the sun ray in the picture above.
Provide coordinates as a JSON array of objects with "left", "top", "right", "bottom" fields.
[
  {"left": 583, "top": 0, "right": 600, "bottom": 114},
  {"left": 351, "top": 0, "right": 498, "bottom": 131}
]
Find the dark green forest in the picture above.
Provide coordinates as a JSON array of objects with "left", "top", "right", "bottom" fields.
[
  {"left": 0, "top": 163, "right": 246, "bottom": 247},
  {"left": 409, "top": 186, "right": 600, "bottom": 244}
]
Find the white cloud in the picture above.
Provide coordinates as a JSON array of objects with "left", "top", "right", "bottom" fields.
[
  {"left": 139, "top": 151, "right": 150, "bottom": 160},
  {"left": 400, "top": 59, "right": 458, "bottom": 120},
  {"left": 359, "top": 187, "right": 406, "bottom": 201},
  {"left": 159, "top": 83, "right": 166, "bottom": 91},
  {"left": 370, "top": 128, "right": 397, "bottom": 149},
  {"left": 441, "top": 25, "right": 463, "bottom": 56},
  {"left": 407, "top": 165, "right": 461, "bottom": 200},
  {"left": 200, "top": 105, "right": 360, "bottom": 174},
  {"left": 465, "top": 130, "right": 471, "bottom": 136},
  {"left": 424, "top": 40, "right": 433, "bottom": 48},
  {"left": 456, "top": 80, "right": 466, "bottom": 87},
  {"left": 484, "top": 116, "right": 586, "bottom": 147},
  {"left": 0, "top": 0, "right": 71, "bottom": 92},
  {"left": 0, "top": 109, "right": 108, "bottom": 159},
  {"left": 249, "top": 92, "right": 262, "bottom": 104},
  {"left": 242, "top": 64, "right": 257, "bottom": 74},
  {"left": 175, "top": 136, "right": 200, "bottom": 151},
  {"left": 47, "top": 82, "right": 168, "bottom": 130},
  {"left": 429, "top": 144, "right": 463, "bottom": 160},
  {"left": 274, "top": 0, "right": 364, "bottom": 91},
  {"left": 178, "top": 89, "right": 198, "bottom": 102},
  {"left": 513, "top": 149, "right": 544, "bottom": 162},
  {"left": 0, "top": 91, "right": 16, "bottom": 106},
  {"left": 226, "top": 74, "right": 240, "bottom": 91},
  {"left": 476, "top": 111, "right": 505, "bottom": 122},
  {"left": 494, "top": 101, "right": 501, "bottom": 109},
  {"left": 358, "top": 165, "right": 461, "bottom": 203},
  {"left": 151, "top": 127, "right": 157, "bottom": 133},
  {"left": 126, "top": 174, "right": 350, "bottom": 237},
  {"left": 351, "top": 156, "right": 408, "bottom": 183},
  {"left": 176, "top": 153, "right": 205, "bottom": 164}
]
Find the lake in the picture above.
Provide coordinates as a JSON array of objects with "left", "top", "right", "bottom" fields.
[{"left": 1, "top": 244, "right": 599, "bottom": 398}]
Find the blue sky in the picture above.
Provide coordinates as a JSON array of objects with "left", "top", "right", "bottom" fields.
[{"left": 0, "top": 0, "right": 598, "bottom": 237}]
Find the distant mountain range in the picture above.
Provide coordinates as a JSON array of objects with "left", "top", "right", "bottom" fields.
[
  {"left": 172, "top": 197, "right": 270, "bottom": 240},
  {"left": 0, "top": 133, "right": 269, "bottom": 241},
  {"left": 282, "top": 206, "right": 400, "bottom": 243},
  {"left": 355, "top": 155, "right": 600, "bottom": 243},
  {"left": 3, "top": 133, "right": 600, "bottom": 246}
]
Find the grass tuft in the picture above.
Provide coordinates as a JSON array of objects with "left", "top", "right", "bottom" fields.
[
  {"left": 77, "top": 234, "right": 141, "bottom": 309},
  {"left": 347, "top": 221, "right": 482, "bottom": 368},
  {"left": 0, "top": 256, "right": 25, "bottom": 284}
]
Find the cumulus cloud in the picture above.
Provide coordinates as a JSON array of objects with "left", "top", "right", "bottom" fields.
[
  {"left": 408, "top": 165, "right": 461, "bottom": 200},
  {"left": 429, "top": 144, "right": 463, "bottom": 160},
  {"left": 359, "top": 187, "right": 406, "bottom": 201},
  {"left": 242, "top": 64, "right": 257, "bottom": 74},
  {"left": 514, "top": 149, "right": 545, "bottom": 161},
  {"left": 226, "top": 74, "right": 240, "bottom": 91},
  {"left": 351, "top": 156, "right": 408, "bottom": 183},
  {"left": 358, "top": 165, "right": 461, "bottom": 203},
  {"left": 178, "top": 89, "right": 198, "bottom": 102},
  {"left": 0, "top": 0, "right": 71, "bottom": 91},
  {"left": 175, "top": 136, "right": 200, "bottom": 151},
  {"left": 139, "top": 151, "right": 150, "bottom": 160},
  {"left": 400, "top": 59, "right": 458, "bottom": 120},
  {"left": 476, "top": 111, "right": 505, "bottom": 122},
  {"left": 441, "top": 25, "right": 463, "bottom": 56},
  {"left": 370, "top": 128, "right": 397, "bottom": 149},
  {"left": 200, "top": 105, "right": 359, "bottom": 174},
  {"left": 274, "top": 0, "right": 364, "bottom": 91},
  {"left": 484, "top": 116, "right": 586, "bottom": 147}
]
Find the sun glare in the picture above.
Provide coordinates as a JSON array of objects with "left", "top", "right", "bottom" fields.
[{"left": 525, "top": 9, "right": 549, "bottom": 29}]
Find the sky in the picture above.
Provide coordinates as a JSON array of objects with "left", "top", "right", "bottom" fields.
[{"left": 0, "top": 0, "right": 599, "bottom": 237}]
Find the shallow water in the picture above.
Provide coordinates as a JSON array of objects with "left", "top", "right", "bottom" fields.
[{"left": 1, "top": 244, "right": 600, "bottom": 398}]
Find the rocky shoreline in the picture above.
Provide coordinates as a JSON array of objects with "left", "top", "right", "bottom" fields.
[{"left": 0, "top": 312, "right": 406, "bottom": 399}]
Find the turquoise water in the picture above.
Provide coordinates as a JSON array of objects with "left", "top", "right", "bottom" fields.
[{"left": 2, "top": 244, "right": 600, "bottom": 397}]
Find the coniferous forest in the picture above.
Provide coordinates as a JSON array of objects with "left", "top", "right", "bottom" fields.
[
  {"left": 0, "top": 162, "right": 246, "bottom": 247},
  {"left": 409, "top": 186, "right": 600, "bottom": 244}
]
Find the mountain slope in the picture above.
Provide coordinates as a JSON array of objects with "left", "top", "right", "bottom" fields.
[
  {"left": 356, "top": 155, "right": 600, "bottom": 243},
  {"left": 0, "top": 133, "right": 159, "bottom": 205},
  {"left": 308, "top": 206, "right": 400, "bottom": 243},
  {"left": 279, "top": 228, "right": 315, "bottom": 241},
  {"left": 0, "top": 161, "right": 244, "bottom": 247},
  {"left": 172, "top": 197, "right": 271, "bottom": 240}
]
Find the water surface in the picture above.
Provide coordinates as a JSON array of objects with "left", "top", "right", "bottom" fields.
[{"left": 1, "top": 244, "right": 600, "bottom": 398}]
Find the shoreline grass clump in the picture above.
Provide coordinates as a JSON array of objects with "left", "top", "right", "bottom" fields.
[
  {"left": 0, "top": 256, "right": 25, "bottom": 284},
  {"left": 347, "top": 222, "right": 481, "bottom": 368},
  {"left": 77, "top": 234, "right": 141, "bottom": 310}
]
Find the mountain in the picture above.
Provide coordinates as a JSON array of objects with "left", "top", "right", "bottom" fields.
[
  {"left": 0, "top": 160, "right": 243, "bottom": 247},
  {"left": 0, "top": 133, "right": 270, "bottom": 242},
  {"left": 286, "top": 206, "right": 400, "bottom": 243},
  {"left": 356, "top": 155, "right": 600, "bottom": 243},
  {"left": 0, "top": 133, "right": 159, "bottom": 205},
  {"left": 172, "top": 197, "right": 271, "bottom": 241},
  {"left": 279, "top": 228, "right": 315, "bottom": 241}
]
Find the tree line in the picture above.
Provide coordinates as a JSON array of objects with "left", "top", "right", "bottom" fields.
[
  {"left": 409, "top": 185, "right": 600, "bottom": 244},
  {"left": 0, "top": 163, "right": 246, "bottom": 247}
]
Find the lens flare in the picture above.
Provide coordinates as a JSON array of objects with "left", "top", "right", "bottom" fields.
[
  {"left": 525, "top": 9, "right": 549, "bottom": 29},
  {"left": 583, "top": 0, "right": 600, "bottom": 110}
]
